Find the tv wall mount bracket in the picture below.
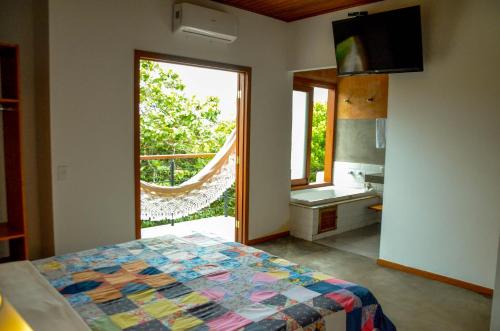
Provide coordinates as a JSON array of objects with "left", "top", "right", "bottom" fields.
[{"left": 348, "top": 11, "right": 368, "bottom": 17}]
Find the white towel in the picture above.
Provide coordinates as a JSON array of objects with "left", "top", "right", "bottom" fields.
[{"left": 376, "top": 118, "right": 386, "bottom": 149}]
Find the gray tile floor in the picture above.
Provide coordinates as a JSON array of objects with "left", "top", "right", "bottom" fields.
[
  {"left": 316, "top": 223, "right": 381, "bottom": 259},
  {"left": 254, "top": 236, "right": 492, "bottom": 331}
]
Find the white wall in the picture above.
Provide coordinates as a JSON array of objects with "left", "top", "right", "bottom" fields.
[
  {"left": 288, "top": 0, "right": 500, "bottom": 288},
  {"left": 48, "top": 0, "right": 292, "bottom": 253}
]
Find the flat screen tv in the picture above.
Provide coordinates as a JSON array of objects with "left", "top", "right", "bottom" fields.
[{"left": 332, "top": 6, "right": 423, "bottom": 76}]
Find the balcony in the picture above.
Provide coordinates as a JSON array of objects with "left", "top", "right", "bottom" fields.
[
  {"left": 140, "top": 152, "right": 235, "bottom": 242},
  {"left": 141, "top": 215, "right": 235, "bottom": 241}
]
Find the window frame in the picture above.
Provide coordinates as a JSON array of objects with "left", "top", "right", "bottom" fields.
[
  {"left": 291, "top": 77, "right": 337, "bottom": 190},
  {"left": 290, "top": 82, "right": 314, "bottom": 186}
]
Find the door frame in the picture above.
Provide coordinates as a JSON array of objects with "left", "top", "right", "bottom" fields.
[{"left": 133, "top": 50, "right": 251, "bottom": 244}]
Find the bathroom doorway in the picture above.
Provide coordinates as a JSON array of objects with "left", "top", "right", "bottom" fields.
[{"left": 289, "top": 68, "right": 388, "bottom": 260}]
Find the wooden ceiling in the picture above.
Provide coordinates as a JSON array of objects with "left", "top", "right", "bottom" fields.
[{"left": 211, "top": 0, "right": 382, "bottom": 22}]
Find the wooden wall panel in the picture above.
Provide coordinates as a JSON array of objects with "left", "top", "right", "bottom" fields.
[{"left": 337, "top": 75, "right": 388, "bottom": 119}]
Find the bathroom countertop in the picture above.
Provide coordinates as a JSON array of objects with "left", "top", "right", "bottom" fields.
[{"left": 365, "top": 173, "right": 384, "bottom": 184}]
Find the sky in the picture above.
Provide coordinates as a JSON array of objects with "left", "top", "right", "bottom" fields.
[
  {"left": 314, "top": 87, "right": 328, "bottom": 104},
  {"left": 158, "top": 62, "right": 238, "bottom": 122}
]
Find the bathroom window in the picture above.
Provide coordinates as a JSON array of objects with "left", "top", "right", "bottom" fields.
[
  {"left": 291, "top": 87, "right": 312, "bottom": 185},
  {"left": 291, "top": 78, "right": 336, "bottom": 189}
]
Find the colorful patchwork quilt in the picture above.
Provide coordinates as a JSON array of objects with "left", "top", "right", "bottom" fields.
[{"left": 34, "top": 234, "right": 395, "bottom": 331}]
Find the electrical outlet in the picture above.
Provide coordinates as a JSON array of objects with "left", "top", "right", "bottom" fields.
[{"left": 57, "top": 165, "right": 69, "bottom": 181}]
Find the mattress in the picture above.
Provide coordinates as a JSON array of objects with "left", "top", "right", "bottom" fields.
[
  {"left": 0, "top": 261, "right": 89, "bottom": 331},
  {"left": 29, "top": 233, "right": 395, "bottom": 331}
]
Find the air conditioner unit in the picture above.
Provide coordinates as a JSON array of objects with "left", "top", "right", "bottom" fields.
[{"left": 173, "top": 3, "right": 238, "bottom": 43}]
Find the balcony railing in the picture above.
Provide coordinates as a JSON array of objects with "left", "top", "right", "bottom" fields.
[
  {"left": 140, "top": 153, "right": 232, "bottom": 218},
  {"left": 140, "top": 153, "right": 216, "bottom": 161}
]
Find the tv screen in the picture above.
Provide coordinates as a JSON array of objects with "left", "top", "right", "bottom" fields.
[{"left": 332, "top": 6, "right": 423, "bottom": 76}]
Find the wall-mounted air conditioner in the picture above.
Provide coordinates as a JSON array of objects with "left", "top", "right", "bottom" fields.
[{"left": 173, "top": 3, "right": 238, "bottom": 43}]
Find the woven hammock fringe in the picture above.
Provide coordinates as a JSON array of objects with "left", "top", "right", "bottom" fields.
[
  {"left": 140, "top": 154, "right": 235, "bottom": 221},
  {"left": 140, "top": 131, "right": 236, "bottom": 221}
]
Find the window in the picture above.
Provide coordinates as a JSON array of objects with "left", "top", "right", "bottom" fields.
[
  {"left": 291, "top": 88, "right": 312, "bottom": 185},
  {"left": 291, "top": 79, "right": 336, "bottom": 189}
]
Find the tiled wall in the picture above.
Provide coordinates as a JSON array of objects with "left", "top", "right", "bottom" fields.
[
  {"left": 335, "top": 119, "right": 386, "bottom": 165},
  {"left": 333, "top": 161, "right": 384, "bottom": 193}
]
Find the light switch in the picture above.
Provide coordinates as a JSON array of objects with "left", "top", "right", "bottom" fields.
[{"left": 57, "top": 165, "right": 69, "bottom": 181}]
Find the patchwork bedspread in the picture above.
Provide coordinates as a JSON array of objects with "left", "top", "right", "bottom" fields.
[{"left": 34, "top": 234, "right": 395, "bottom": 331}]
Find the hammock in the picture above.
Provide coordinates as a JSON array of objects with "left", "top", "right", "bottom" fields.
[{"left": 141, "top": 130, "right": 236, "bottom": 221}]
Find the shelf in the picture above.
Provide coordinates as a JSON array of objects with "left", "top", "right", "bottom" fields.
[
  {"left": 0, "top": 98, "right": 19, "bottom": 104},
  {"left": 369, "top": 204, "right": 383, "bottom": 212},
  {"left": 0, "top": 43, "right": 27, "bottom": 262},
  {"left": 0, "top": 99, "right": 19, "bottom": 111},
  {"left": 0, "top": 223, "right": 25, "bottom": 240}
]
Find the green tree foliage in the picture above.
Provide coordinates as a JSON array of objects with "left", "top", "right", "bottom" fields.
[
  {"left": 309, "top": 102, "right": 327, "bottom": 182},
  {"left": 139, "top": 60, "right": 236, "bottom": 227}
]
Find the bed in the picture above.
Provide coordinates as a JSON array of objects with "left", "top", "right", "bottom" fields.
[{"left": 1, "top": 233, "right": 395, "bottom": 331}]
